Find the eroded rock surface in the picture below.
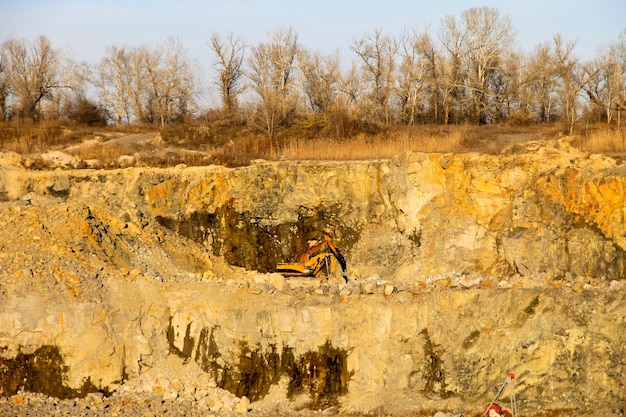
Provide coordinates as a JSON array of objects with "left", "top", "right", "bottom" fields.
[{"left": 0, "top": 139, "right": 625, "bottom": 416}]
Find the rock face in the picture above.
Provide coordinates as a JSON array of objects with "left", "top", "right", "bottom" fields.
[
  {"left": 0, "top": 139, "right": 625, "bottom": 415},
  {"left": 137, "top": 139, "right": 626, "bottom": 282}
]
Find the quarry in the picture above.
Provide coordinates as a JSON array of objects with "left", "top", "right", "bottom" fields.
[{"left": 0, "top": 137, "right": 625, "bottom": 416}]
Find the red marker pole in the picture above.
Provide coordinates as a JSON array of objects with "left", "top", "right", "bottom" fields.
[{"left": 482, "top": 373, "right": 515, "bottom": 417}]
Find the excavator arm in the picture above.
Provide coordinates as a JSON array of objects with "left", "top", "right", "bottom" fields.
[{"left": 276, "top": 235, "right": 348, "bottom": 282}]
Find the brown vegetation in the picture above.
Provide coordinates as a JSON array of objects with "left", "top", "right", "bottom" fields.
[
  {"left": 2, "top": 117, "right": 624, "bottom": 169},
  {"left": 571, "top": 127, "right": 626, "bottom": 154}
]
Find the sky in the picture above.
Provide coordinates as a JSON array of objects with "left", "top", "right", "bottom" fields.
[{"left": 1, "top": 0, "right": 625, "bottom": 93}]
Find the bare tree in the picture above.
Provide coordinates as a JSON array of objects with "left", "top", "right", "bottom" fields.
[
  {"left": 41, "top": 51, "right": 87, "bottom": 120},
  {"left": 0, "top": 45, "right": 9, "bottom": 121},
  {"left": 396, "top": 27, "right": 431, "bottom": 124},
  {"left": 439, "top": 15, "right": 468, "bottom": 124},
  {"left": 300, "top": 49, "right": 340, "bottom": 113},
  {"left": 95, "top": 39, "right": 198, "bottom": 125},
  {"left": 585, "top": 30, "right": 626, "bottom": 127},
  {"left": 209, "top": 32, "right": 246, "bottom": 115},
  {"left": 491, "top": 50, "right": 526, "bottom": 122},
  {"left": 2, "top": 36, "right": 67, "bottom": 120},
  {"left": 553, "top": 34, "right": 579, "bottom": 132},
  {"left": 440, "top": 7, "right": 515, "bottom": 124},
  {"left": 610, "top": 28, "right": 626, "bottom": 128},
  {"left": 247, "top": 27, "right": 300, "bottom": 144},
  {"left": 585, "top": 50, "right": 622, "bottom": 125},
  {"left": 338, "top": 61, "right": 363, "bottom": 108},
  {"left": 337, "top": 60, "right": 367, "bottom": 132},
  {"left": 128, "top": 45, "right": 151, "bottom": 123},
  {"left": 552, "top": 34, "right": 598, "bottom": 134},
  {"left": 351, "top": 28, "right": 399, "bottom": 124},
  {"left": 144, "top": 38, "right": 198, "bottom": 126},
  {"left": 61, "top": 59, "right": 107, "bottom": 125},
  {"left": 94, "top": 45, "right": 133, "bottom": 123},
  {"left": 522, "top": 42, "right": 559, "bottom": 123},
  {"left": 411, "top": 30, "right": 447, "bottom": 124}
]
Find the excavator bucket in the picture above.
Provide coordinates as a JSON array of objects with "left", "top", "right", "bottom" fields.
[{"left": 276, "top": 262, "right": 310, "bottom": 276}]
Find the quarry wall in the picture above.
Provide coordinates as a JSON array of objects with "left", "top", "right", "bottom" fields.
[{"left": 0, "top": 140, "right": 625, "bottom": 414}]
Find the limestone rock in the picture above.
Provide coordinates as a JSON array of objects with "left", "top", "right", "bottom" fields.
[
  {"left": 0, "top": 139, "right": 625, "bottom": 416},
  {"left": 52, "top": 174, "right": 70, "bottom": 192},
  {"left": 38, "top": 151, "right": 80, "bottom": 169},
  {"left": 235, "top": 396, "right": 251, "bottom": 413},
  {"left": 0, "top": 151, "right": 23, "bottom": 168},
  {"left": 118, "top": 155, "right": 135, "bottom": 168}
]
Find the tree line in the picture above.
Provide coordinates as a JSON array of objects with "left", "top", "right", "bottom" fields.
[{"left": 1, "top": 7, "right": 625, "bottom": 139}]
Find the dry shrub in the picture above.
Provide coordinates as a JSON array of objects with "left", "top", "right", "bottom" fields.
[
  {"left": 0, "top": 119, "right": 576, "bottom": 168},
  {"left": 160, "top": 118, "right": 249, "bottom": 149},
  {"left": 209, "top": 134, "right": 271, "bottom": 167},
  {"left": 274, "top": 123, "right": 567, "bottom": 161},
  {"left": 0, "top": 120, "right": 64, "bottom": 153},
  {"left": 574, "top": 128, "right": 626, "bottom": 153},
  {"left": 0, "top": 120, "right": 153, "bottom": 156},
  {"left": 68, "top": 142, "right": 213, "bottom": 168},
  {"left": 277, "top": 128, "right": 467, "bottom": 161},
  {"left": 1, "top": 136, "right": 31, "bottom": 154},
  {"left": 67, "top": 143, "right": 139, "bottom": 166},
  {"left": 138, "top": 151, "right": 211, "bottom": 168}
]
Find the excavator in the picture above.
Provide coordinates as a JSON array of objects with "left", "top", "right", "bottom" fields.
[{"left": 276, "top": 234, "right": 348, "bottom": 282}]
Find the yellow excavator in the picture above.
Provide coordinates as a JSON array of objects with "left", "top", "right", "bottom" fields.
[{"left": 276, "top": 235, "right": 348, "bottom": 282}]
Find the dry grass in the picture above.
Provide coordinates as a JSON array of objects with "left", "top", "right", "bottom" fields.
[
  {"left": 275, "top": 124, "right": 626, "bottom": 162},
  {"left": 0, "top": 120, "right": 153, "bottom": 154},
  {"left": 573, "top": 128, "right": 626, "bottom": 154},
  {"left": 68, "top": 142, "right": 139, "bottom": 163},
  {"left": 277, "top": 131, "right": 464, "bottom": 161},
  {"left": 65, "top": 142, "right": 214, "bottom": 168},
  {"left": 274, "top": 124, "right": 556, "bottom": 161},
  {"left": 2, "top": 119, "right": 625, "bottom": 168},
  {"left": 0, "top": 120, "right": 66, "bottom": 154}
]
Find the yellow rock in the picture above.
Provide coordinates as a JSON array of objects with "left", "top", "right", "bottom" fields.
[
  {"left": 235, "top": 396, "right": 251, "bottom": 414},
  {"left": 551, "top": 280, "right": 566, "bottom": 289},
  {"left": 383, "top": 284, "right": 395, "bottom": 296},
  {"left": 480, "top": 279, "right": 494, "bottom": 288},
  {"left": 10, "top": 395, "right": 24, "bottom": 406},
  {"left": 434, "top": 278, "right": 452, "bottom": 288}
]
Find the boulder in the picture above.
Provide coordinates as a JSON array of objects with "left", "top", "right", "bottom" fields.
[{"left": 38, "top": 151, "right": 80, "bottom": 169}]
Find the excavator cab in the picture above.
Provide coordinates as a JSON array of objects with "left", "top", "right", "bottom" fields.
[{"left": 276, "top": 235, "right": 348, "bottom": 282}]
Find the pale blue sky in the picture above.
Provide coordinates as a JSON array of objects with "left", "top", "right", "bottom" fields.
[{"left": 1, "top": 0, "right": 625, "bottom": 76}]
